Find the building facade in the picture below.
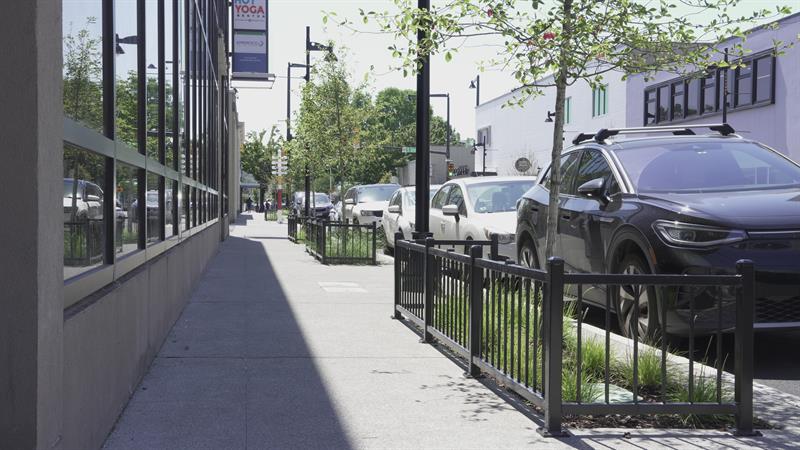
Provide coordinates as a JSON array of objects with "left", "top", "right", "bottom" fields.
[
  {"left": 476, "top": 13, "right": 800, "bottom": 172},
  {"left": 627, "top": 12, "right": 800, "bottom": 159},
  {"left": 1, "top": 1, "right": 241, "bottom": 448}
]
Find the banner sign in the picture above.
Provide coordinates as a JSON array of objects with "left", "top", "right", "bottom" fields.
[{"left": 232, "top": 0, "right": 269, "bottom": 79}]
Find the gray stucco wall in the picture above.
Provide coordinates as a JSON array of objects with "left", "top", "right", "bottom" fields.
[
  {"left": 0, "top": 1, "right": 64, "bottom": 448},
  {"left": 61, "top": 223, "right": 220, "bottom": 450}
]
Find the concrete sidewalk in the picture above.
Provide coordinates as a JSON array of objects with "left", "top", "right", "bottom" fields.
[{"left": 103, "top": 213, "right": 798, "bottom": 450}]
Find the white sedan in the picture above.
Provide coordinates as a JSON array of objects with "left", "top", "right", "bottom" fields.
[
  {"left": 429, "top": 176, "right": 537, "bottom": 261},
  {"left": 382, "top": 185, "right": 441, "bottom": 248}
]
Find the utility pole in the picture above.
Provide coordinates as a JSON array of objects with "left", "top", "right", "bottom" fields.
[
  {"left": 286, "top": 62, "right": 309, "bottom": 211},
  {"left": 414, "top": 0, "right": 431, "bottom": 234},
  {"left": 722, "top": 47, "right": 729, "bottom": 124}
]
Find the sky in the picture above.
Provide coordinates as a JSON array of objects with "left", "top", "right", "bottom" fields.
[{"left": 235, "top": 0, "right": 798, "bottom": 142}]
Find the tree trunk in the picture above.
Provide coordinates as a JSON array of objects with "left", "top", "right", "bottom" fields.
[{"left": 544, "top": 0, "right": 573, "bottom": 260}]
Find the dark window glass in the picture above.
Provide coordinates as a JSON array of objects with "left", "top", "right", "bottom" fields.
[
  {"left": 431, "top": 185, "right": 452, "bottom": 209},
  {"left": 166, "top": 180, "right": 177, "bottom": 238},
  {"left": 63, "top": 145, "right": 106, "bottom": 279},
  {"left": 116, "top": 162, "right": 140, "bottom": 256},
  {"left": 115, "top": 0, "right": 139, "bottom": 149},
  {"left": 735, "top": 64, "right": 752, "bottom": 107},
  {"left": 755, "top": 56, "right": 773, "bottom": 103},
  {"left": 644, "top": 90, "right": 656, "bottom": 125},
  {"left": 446, "top": 186, "right": 466, "bottom": 215},
  {"left": 467, "top": 180, "right": 536, "bottom": 213},
  {"left": 686, "top": 78, "right": 700, "bottom": 117},
  {"left": 145, "top": 0, "right": 159, "bottom": 160},
  {"left": 165, "top": 0, "right": 175, "bottom": 168},
  {"left": 146, "top": 172, "right": 162, "bottom": 244},
  {"left": 702, "top": 72, "right": 716, "bottom": 113},
  {"left": 62, "top": 0, "right": 103, "bottom": 132},
  {"left": 671, "top": 81, "right": 684, "bottom": 120},
  {"left": 182, "top": 185, "right": 189, "bottom": 230},
  {"left": 575, "top": 150, "right": 618, "bottom": 195},
  {"left": 615, "top": 141, "right": 800, "bottom": 193},
  {"left": 544, "top": 151, "right": 581, "bottom": 195},
  {"left": 657, "top": 85, "right": 670, "bottom": 122}
]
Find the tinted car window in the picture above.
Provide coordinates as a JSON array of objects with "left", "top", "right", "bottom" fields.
[
  {"left": 544, "top": 151, "right": 581, "bottom": 195},
  {"left": 615, "top": 141, "right": 800, "bottom": 193},
  {"left": 357, "top": 185, "right": 399, "bottom": 202},
  {"left": 431, "top": 185, "right": 452, "bottom": 209},
  {"left": 447, "top": 186, "right": 466, "bottom": 215},
  {"left": 468, "top": 180, "right": 537, "bottom": 213},
  {"left": 575, "top": 150, "right": 620, "bottom": 195}
]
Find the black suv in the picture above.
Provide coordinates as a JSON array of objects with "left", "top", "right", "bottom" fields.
[{"left": 516, "top": 124, "right": 800, "bottom": 338}]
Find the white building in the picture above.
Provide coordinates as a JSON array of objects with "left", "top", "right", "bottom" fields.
[
  {"left": 475, "top": 72, "right": 628, "bottom": 176},
  {"left": 476, "top": 12, "right": 800, "bottom": 171}
]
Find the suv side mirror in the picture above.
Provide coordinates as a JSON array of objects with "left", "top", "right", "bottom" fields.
[
  {"left": 344, "top": 198, "right": 355, "bottom": 205},
  {"left": 442, "top": 204, "right": 460, "bottom": 222},
  {"left": 578, "top": 178, "right": 608, "bottom": 204},
  {"left": 388, "top": 205, "right": 401, "bottom": 214}
]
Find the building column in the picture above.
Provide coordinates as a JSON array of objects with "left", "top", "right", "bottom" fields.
[{"left": 0, "top": 1, "right": 64, "bottom": 448}]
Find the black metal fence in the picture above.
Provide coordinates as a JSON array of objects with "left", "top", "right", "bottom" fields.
[
  {"left": 305, "top": 219, "right": 378, "bottom": 265},
  {"left": 394, "top": 236, "right": 757, "bottom": 437},
  {"left": 287, "top": 214, "right": 306, "bottom": 243},
  {"left": 264, "top": 209, "right": 279, "bottom": 221},
  {"left": 64, "top": 219, "right": 104, "bottom": 266}
]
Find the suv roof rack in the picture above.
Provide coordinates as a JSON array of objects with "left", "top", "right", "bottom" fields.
[{"left": 572, "top": 123, "right": 736, "bottom": 145}]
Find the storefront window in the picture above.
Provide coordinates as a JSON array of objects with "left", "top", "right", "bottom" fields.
[
  {"left": 63, "top": 145, "right": 106, "bottom": 279},
  {"left": 116, "top": 162, "right": 140, "bottom": 256},
  {"left": 62, "top": 0, "right": 104, "bottom": 132}
]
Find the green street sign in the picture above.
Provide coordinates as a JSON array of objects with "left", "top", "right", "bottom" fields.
[{"left": 402, "top": 146, "right": 416, "bottom": 154}]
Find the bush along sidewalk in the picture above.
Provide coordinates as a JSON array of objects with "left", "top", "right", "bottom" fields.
[{"left": 395, "top": 240, "right": 762, "bottom": 435}]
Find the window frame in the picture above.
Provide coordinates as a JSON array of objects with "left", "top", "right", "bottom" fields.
[{"left": 62, "top": 0, "right": 225, "bottom": 307}]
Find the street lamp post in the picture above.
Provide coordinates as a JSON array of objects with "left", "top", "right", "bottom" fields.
[
  {"left": 415, "top": 0, "right": 431, "bottom": 235},
  {"left": 473, "top": 137, "right": 487, "bottom": 175},
  {"left": 469, "top": 75, "right": 480, "bottom": 107},
  {"left": 286, "top": 62, "right": 309, "bottom": 212}
]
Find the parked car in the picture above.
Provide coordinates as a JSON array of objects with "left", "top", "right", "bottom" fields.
[
  {"left": 293, "top": 192, "right": 334, "bottom": 219},
  {"left": 342, "top": 184, "right": 401, "bottom": 226},
  {"left": 516, "top": 124, "right": 800, "bottom": 338},
  {"left": 382, "top": 185, "right": 442, "bottom": 247},
  {"left": 430, "top": 176, "right": 536, "bottom": 260},
  {"left": 131, "top": 190, "right": 173, "bottom": 222},
  {"left": 63, "top": 178, "right": 104, "bottom": 222}
]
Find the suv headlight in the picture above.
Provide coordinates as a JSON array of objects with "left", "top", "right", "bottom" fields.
[
  {"left": 485, "top": 229, "right": 515, "bottom": 245},
  {"left": 653, "top": 220, "right": 747, "bottom": 248}
]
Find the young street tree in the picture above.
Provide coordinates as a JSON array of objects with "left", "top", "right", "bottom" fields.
[
  {"left": 346, "top": 0, "right": 791, "bottom": 259},
  {"left": 241, "top": 126, "right": 282, "bottom": 198}
]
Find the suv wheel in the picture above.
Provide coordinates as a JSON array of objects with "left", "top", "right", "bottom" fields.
[
  {"left": 518, "top": 238, "right": 539, "bottom": 269},
  {"left": 615, "top": 253, "right": 660, "bottom": 341}
]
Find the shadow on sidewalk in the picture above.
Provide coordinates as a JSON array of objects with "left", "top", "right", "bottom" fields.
[{"left": 103, "top": 233, "right": 353, "bottom": 450}]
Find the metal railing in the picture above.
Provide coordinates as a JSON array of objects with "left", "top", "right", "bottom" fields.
[
  {"left": 305, "top": 219, "right": 378, "bottom": 265},
  {"left": 287, "top": 214, "right": 307, "bottom": 243},
  {"left": 264, "top": 209, "right": 279, "bottom": 221},
  {"left": 64, "top": 219, "right": 104, "bottom": 266},
  {"left": 394, "top": 236, "right": 757, "bottom": 437}
]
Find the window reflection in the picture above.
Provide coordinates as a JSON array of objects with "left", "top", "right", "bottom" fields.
[
  {"left": 116, "top": 162, "right": 140, "bottom": 256},
  {"left": 62, "top": 0, "right": 103, "bottom": 132},
  {"left": 64, "top": 144, "right": 106, "bottom": 279},
  {"left": 166, "top": 180, "right": 177, "bottom": 238},
  {"left": 115, "top": 0, "right": 139, "bottom": 149},
  {"left": 146, "top": 0, "right": 159, "bottom": 161},
  {"left": 146, "top": 172, "right": 162, "bottom": 244},
  {"left": 182, "top": 185, "right": 189, "bottom": 231}
]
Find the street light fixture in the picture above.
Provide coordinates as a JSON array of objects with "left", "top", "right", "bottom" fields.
[
  {"left": 545, "top": 111, "right": 556, "bottom": 123},
  {"left": 469, "top": 75, "right": 480, "bottom": 107}
]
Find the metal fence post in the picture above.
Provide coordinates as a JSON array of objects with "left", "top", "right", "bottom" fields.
[
  {"left": 490, "top": 233, "right": 499, "bottom": 260},
  {"left": 734, "top": 259, "right": 759, "bottom": 436},
  {"left": 372, "top": 222, "right": 377, "bottom": 265},
  {"left": 538, "top": 257, "right": 569, "bottom": 437},
  {"left": 422, "top": 237, "right": 435, "bottom": 343},
  {"left": 321, "top": 221, "right": 327, "bottom": 265},
  {"left": 393, "top": 231, "right": 403, "bottom": 320},
  {"left": 468, "top": 245, "right": 484, "bottom": 377}
]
